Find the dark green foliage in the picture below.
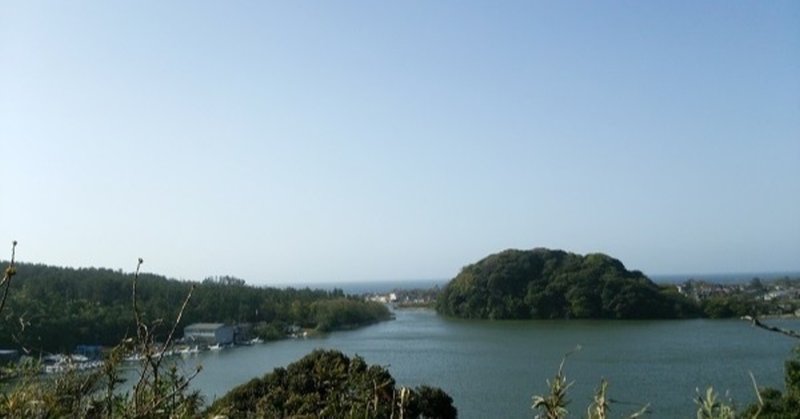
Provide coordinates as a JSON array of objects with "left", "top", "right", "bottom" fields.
[
  {"left": 701, "top": 295, "right": 768, "bottom": 319},
  {"left": 311, "top": 298, "right": 392, "bottom": 332},
  {"left": 437, "top": 248, "right": 700, "bottom": 319},
  {"left": 413, "top": 385, "right": 458, "bottom": 419},
  {"left": 206, "top": 349, "right": 457, "bottom": 418},
  {"left": 253, "top": 320, "right": 288, "bottom": 341},
  {"left": 0, "top": 263, "right": 390, "bottom": 352},
  {"left": 742, "top": 346, "right": 800, "bottom": 418}
]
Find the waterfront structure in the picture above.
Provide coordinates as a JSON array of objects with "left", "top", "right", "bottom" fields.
[
  {"left": 183, "top": 323, "right": 234, "bottom": 345},
  {"left": 233, "top": 323, "right": 253, "bottom": 343}
]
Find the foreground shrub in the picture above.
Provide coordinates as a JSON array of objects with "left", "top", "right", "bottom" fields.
[{"left": 207, "top": 349, "right": 457, "bottom": 418}]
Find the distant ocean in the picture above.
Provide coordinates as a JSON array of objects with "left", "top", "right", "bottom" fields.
[{"left": 263, "top": 272, "right": 800, "bottom": 294}]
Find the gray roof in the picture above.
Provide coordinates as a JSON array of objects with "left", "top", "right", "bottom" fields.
[{"left": 184, "top": 323, "right": 227, "bottom": 331}]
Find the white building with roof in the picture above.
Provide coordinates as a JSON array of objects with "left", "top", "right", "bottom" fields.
[{"left": 183, "top": 323, "right": 234, "bottom": 345}]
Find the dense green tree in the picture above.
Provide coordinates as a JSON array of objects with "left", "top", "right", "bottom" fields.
[
  {"left": 206, "top": 349, "right": 457, "bottom": 418},
  {"left": 437, "top": 248, "right": 700, "bottom": 320},
  {"left": 413, "top": 385, "right": 458, "bottom": 419}
]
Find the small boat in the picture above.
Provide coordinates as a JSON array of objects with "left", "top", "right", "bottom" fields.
[
  {"left": 248, "top": 337, "right": 264, "bottom": 344},
  {"left": 179, "top": 345, "right": 200, "bottom": 355},
  {"left": 157, "top": 349, "right": 175, "bottom": 358},
  {"left": 41, "top": 354, "right": 104, "bottom": 373},
  {"left": 70, "top": 354, "right": 90, "bottom": 363},
  {"left": 123, "top": 353, "right": 144, "bottom": 362},
  {"left": 208, "top": 343, "right": 223, "bottom": 351},
  {"left": 44, "top": 364, "right": 66, "bottom": 374}
]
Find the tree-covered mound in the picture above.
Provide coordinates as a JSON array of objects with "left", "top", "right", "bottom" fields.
[
  {"left": 436, "top": 248, "right": 699, "bottom": 319},
  {"left": 206, "top": 349, "right": 457, "bottom": 418}
]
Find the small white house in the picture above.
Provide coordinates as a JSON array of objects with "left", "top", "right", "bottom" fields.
[{"left": 183, "top": 323, "right": 234, "bottom": 345}]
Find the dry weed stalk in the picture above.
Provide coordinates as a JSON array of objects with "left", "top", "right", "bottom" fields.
[
  {"left": 587, "top": 379, "right": 610, "bottom": 419},
  {"left": 129, "top": 257, "right": 200, "bottom": 417},
  {"left": 532, "top": 351, "right": 575, "bottom": 419},
  {"left": 0, "top": 240, "right": 18, "bottom": 315},
  {"left": 533, "top": 346, "right": 650, "bottom": 419}
]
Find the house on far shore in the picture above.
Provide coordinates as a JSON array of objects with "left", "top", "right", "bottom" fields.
[{"left": 183, "top": 323, "right": 234, "bottom": 346}]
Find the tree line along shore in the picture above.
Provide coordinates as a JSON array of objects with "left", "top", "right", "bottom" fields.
[{"left": 0, "top": 262, "right": 391, "bottom": 354}]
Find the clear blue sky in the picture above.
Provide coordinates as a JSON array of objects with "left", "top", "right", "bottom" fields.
[{"left": 1, "top": 1, "right": 798, "bottom": 284}]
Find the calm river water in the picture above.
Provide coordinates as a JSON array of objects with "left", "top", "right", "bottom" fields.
[{"left": 148, "top": 309, "right": 799, "bottom": 418}]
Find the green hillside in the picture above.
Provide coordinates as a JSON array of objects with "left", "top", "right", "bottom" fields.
[{"left": 436, "top": 248, "right": 699, "bottom": 319}]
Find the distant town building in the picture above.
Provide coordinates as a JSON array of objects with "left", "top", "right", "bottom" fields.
[{"left": 183, "top": 323, "right": 234, "bottom": 345}]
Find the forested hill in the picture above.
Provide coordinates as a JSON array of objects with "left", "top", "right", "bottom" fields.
[
  {"left": 436, "top": 248, "right": 700, "bottom": 319},
  {"left": 0, "top": 262, "right": 390, "bottom": 352}
]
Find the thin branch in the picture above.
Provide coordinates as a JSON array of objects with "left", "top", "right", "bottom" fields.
[
  {"left": 144, "top": 283, "right": 195, "bottom": 400},
  {"left": 744, "top": 315, "right": 800, "bottom": 340},
  {"left": 0, "top": 240, "right": 19, "bottom": 315},
  {"left": 129, "top": 256, "right": 198, "bottom": 415},
  {"left": 749, "top": 371, "right": 763, "bottom": 419},
  {"left": 139, "top": 366, "right": 203, "bottom": 417},
  {"left": 132, "top": 257, "right": 144, "bottom": 342},
  {"left": 131, "top": 257, "right": 152, "bottom": 411},
  {"left": 157, "top": 284, "right": 195, "bottom": 365}
]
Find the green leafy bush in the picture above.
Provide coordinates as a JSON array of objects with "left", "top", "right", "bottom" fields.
[{"left": 207, "top": 349, "right": 457, "bottom": 418}]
